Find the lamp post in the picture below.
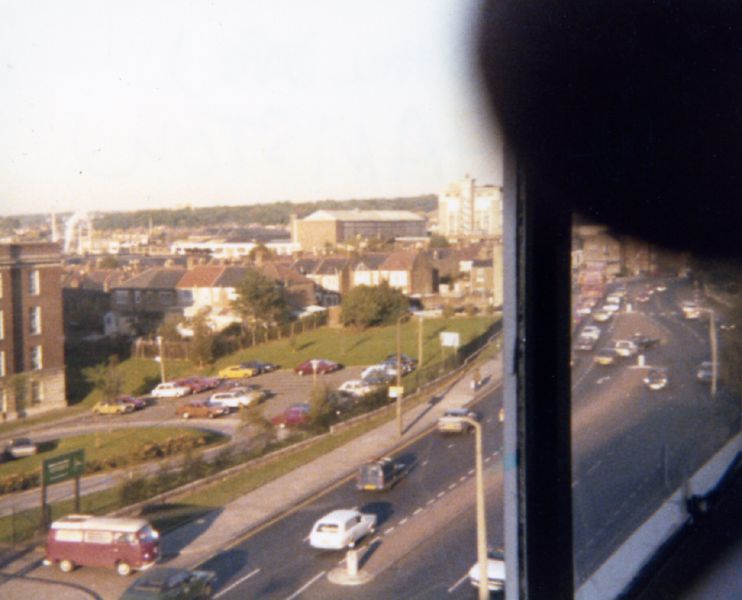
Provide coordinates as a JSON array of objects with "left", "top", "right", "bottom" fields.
[
  {"left": 310, "top": 358, "right": 320, "bottom": 389},
  {"left": 706, "top": 308, "right": 718, "bottom": 397},
  {"left": 459, "top": 415, "right": 489, "bottom": 600},
  {"left": 396, "top": 313, "right": 408, "bottom": 438},
  {"left": 156, "top": 336, "right": 166, "bottom": 383},
  {"left": 418, "top": 314, "right": 424, "bottom": 368}
]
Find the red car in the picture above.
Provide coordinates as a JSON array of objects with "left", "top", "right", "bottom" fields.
[
  {"left": 176, "top": 377, "right": 211, "bottom": 394},
  {"left": 119, "top": 395, "right": 147, "bottom": 410},
  {"left": 294, "top": 359, "right": 341, "bottom": 376},
  {"left": 271, "top": 403, "right": 311, "bottom": 428}
]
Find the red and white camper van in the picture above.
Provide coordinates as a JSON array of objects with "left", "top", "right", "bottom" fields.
[{"left": 44, "top": 515, "right": 159, "bottom": 576}]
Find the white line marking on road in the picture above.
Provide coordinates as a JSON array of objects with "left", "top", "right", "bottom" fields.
[
  {"left": 486, "top": 418, "right": 493, "bottom": 423},
  {"left": 337, "top": 558, "right": 345, "bottom": 565},
  {"left": 371, "top": 536, "right": 381, "bottom": 544},
  {"left": 214, "top": 568, "right": 261, "bottom": 598},
  {"left": 447, "top": 443, "right": 454, "bottom": 449},
  {"left": 448, "top": 483, "right": 456, "bottom": 490},
  {"left": 437, "top": 491, "right": 445, "bottom": 498},
  {"left": 587, "top": 460, "right": 602, "bottom": 475},
  {"left": 572, "top": 480, "right": 579, "bottom": 488},
  {"left": 448, "top": 571, "right": 470, "bottom": 593},
  {"left": 284, "top": 570, "right": 326, "bottom": 600},
  {"left": 468, "top": 468, "right": 475, "bottom": 475},
  {"left": 413, "top": 508, "right": 423, "bottom": 515},
  {"left": 399, "top": 518, "right": 408, "bottom": 525},
  {"left": 422, "top": 460, "right": 429, "bottom": 466},
  {"left": 485, "top": 456, "right": 492, "bottom": 463},
  {"left": 427, "top": 498, "right": 435, "bottom": 506},
  {"left": 302, "top": 534, "right": 310, "bottom": 542},
  {"left": 459, "top": 476, "right": 466, "bottom": 482},
  {"left": 385, "top": 527, "right": 395, "bottom": 535},
  {"left": 492, "top": 450, "right": 499, "bottom": 456}
]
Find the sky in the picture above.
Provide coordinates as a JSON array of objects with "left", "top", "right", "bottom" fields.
[{"left": 0, "top": 1, "right": 502, "bottom": 217}]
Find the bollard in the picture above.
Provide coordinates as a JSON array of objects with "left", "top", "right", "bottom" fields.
[
  {"left": 346, "top": 548, "right": 359, "bottom": 577},
  {"left": 637, "top": 354, "right": 645, "bottom": 367}
]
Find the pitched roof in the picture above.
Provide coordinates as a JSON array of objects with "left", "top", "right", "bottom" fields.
[
  {"left": 261, "top": 262, "right": 315, "bottom": 286},
  {"left": 302, "top": 209, "right": 424, "bottom": 222},
  {"left": 214, "top": 266, "right": 249, "bottom": 288},
  {"left": 315, "top": 257, "right": 351, "bottom": 274},
  {"left": 111, "top": 268, "right": 186, "bottom": 290},
  {"left": 353, "top": 253, "right": 390, "bottom": 270},
  {"left": 379, "top": 251, "right": 417, "bottom": 271},
  {"left": 176, "top": 265, "right": 226, "bottom": 288}
]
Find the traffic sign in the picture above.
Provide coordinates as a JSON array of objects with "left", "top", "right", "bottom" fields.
[{"left": 43, "top": 450, "right": 85, "bottom": 485}]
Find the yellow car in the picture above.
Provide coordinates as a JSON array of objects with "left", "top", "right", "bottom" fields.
[
  {"left": 92, "top": 400, "right": 135, "bottom": 415},
  {"left": 218, "top": 364, "right": 258, "bottom": 379}
]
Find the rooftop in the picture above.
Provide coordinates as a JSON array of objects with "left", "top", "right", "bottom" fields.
[{"left": 302, "top": 209, "right": 424, "bottom": 222}]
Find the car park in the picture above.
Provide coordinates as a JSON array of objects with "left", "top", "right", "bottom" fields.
[
  {"left": 176, "top": 400, "right": 229, "bottom": 419},
  {"left": 151, "top": 382, "right": 192, "bottom": 398},
  {"left": 120, "top": 567, "right": 216, "bottom": 600},
  {"left": 696, "top": 361, "right": 714, "bottom": 382},
  {"left": 644, "top": 367, "right": 669, "bottom": 390},
  {"left": 437, "top": 407, "right": 479, "bottom": 433},
  {"left": 356, "top": 456, "right": 408, "bottom": 491},
  {"left": 581, "top": 325, "right": 601, "bottom": 341},
  {"left": 4, "top": 438, "right": 38, "bottom": 459},
  {"left": 308, "top": 509, "right": 376, "bottom": 550},
  {"left": 594, "top": 348, "right": 618, "bottom": 365},
  {"left": 294, "top": 358, "right": 341, "bottom": 376},
  {"left": 92, "top": 399, "right": 135, "bottom": 415},
  {"left": 218, "top": 364, "right": 258, "bottom": 379},
  {"left": 614, "top": 340, "right": 639, "bottom": 357},
  {"left": 468, "top": 549, "right": 506, "bottom": 593},
  {"left": 208, "top": 388, "right": 264, "bottom": 409},
  {"left": 43, "top": 515, "right": 159, "bottom": 576},
  {"left": 338, "top": 379, "right": 381, "bottom": 397},
  {"left": 176, "top": 376, "right": 217, "bottom": 394},
  {"left": 271, "top": 403, "right": 311, "bottom": 428}
]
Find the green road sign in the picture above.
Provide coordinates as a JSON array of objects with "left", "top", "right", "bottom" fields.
[{"left": 43, "top": 449, "right": 85, "bottom": 485}]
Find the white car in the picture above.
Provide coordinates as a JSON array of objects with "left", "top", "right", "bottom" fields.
[
  {"left": 360, "top": 365, "right": 393, "bottom": 381},
  {"left": 581, "top": 325, "right": 601, "bottom": 341},
  {"left": 614, "top": 340, "right": 639, "bottom": 357},
  {"left": 437, "top": 407, "right": 478, "bottom": 434},
  {"left": 308, "top": 509, "right": 376, "bottom": 550},
  {"left": 468, "top": 550, "right": 506, "bottom": 592},
  {"left": 208, "top": 388, "right": 263, "bottom": 409},
  {"left": 338, "top": 380, "right": 379, "bottom": 397},
  {"left": 151, "top": 382, "right": 192, "bottom": 398}
]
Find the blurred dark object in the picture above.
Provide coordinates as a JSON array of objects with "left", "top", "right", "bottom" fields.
[{"left": 478, "top": 2, "right": 742, "bottom": 257}]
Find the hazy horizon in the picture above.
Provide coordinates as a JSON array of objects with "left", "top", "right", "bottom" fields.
[{"left": 0, "top": 1, "right": 502, "bottom": 217}]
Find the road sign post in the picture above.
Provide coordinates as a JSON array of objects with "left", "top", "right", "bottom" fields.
[{"left": 41, "top": 449, "right": 85, "bottom": 531}]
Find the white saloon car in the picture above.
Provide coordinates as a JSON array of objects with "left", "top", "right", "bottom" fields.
[
  {"left": 614, "top": 340, "right": 639, "bottom": 357},
  {"left": 468, "top": 549, "right": 506, "bottom": 592},
  {"left": 338, "top": 380, "right": 380, "bottom": 397},
  {"left": 208, "top": 388, "right": 264, "bottom": 409},
  {"left": 580, "top": 325, "right": 601, "bottom": 341},
  {"left": 309, "top": 509, "right": 376, "bottom": 550},
  {"left": 151, "top": 382, "right": 192, "bottom": 398}
]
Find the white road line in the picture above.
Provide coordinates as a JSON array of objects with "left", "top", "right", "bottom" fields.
[
  {"left": 492, "top": 450, "right": 499, "bottom": 455},
  {"left": 468, "top": 468, "right": 475, "bottom": 475},
  {"left": 422, "top": 460, "right": 429, "bottom": 466},
  {"left": 486, "top": 417, "right": 493, "bottom": 423},
  {"left": 437, "top": 491, "right": 445, "bottom": 498},
  {"left": 399, "top": 518, "right": 408, "bottom": 525},
  {"left": 587, "top": 460, "right": 602, "bottom": 475},
  {"left": 214, "top": 568, "right": 261, "bottom": 598},
  {"left": 337, "top": 558, "right": 346, "bottom": 565},
  {"left": 385, "top": 526, "right": 395, "bottom": 535},
  {"left": 302, "top": 534, "right": 310, "bottom": 542},
  {"left": 413, "top": 508, "right": 423, "bottom": 515},
  {"left": 427, "top": 498, "right": 435, "bottom": 506},
  {"left": 284, "top": 571, "right": 326, "bottom": 600},
  {"left": 448, "top": 443, "right": 454, "bottom": 449},
  {"left": 485, "top": 456, "right": 492, "bottom": 463},
  {"left": 459, "top": 476, "right": 466, "bottom": 482},
  {"left": 448, "top": 483, "right": 456, "bottom": 490},
  {"left": 447, "top": 571, "right": 470, "bottom": 593},
  {"left": 572, "top": 480, "right": 579, "bottom": 488}
]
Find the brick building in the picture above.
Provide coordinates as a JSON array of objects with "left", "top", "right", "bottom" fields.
[{"left": 0, "top": 243, "right": 66, "bottom": 418}]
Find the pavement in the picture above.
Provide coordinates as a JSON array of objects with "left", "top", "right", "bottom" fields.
[{"left": 0, "top": 355, "right": 502, "bottom": 599}]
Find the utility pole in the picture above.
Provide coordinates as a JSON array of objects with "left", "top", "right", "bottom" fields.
[
  {"left": 418, "top": 315, "right": 424, "bottom": 368},
  {"left": 396, "top": 314, "right": 405, "bottom": 437},
  {"left": 157, "top": 336, "right": 166, "bottom": 383}
]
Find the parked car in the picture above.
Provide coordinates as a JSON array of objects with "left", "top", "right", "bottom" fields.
[
  {"left": 580, "top": 325, "right": 601, "bottom": 341},
  {"left": 356, "top": 456, "right": 408, "bottom": 491},
  {"left": 218, "top": 364, "right": 258, "bottom": 379},
  {"left": 294, "top": 359, "right": 341, "bottom": 376},
  {"left": 240, "top": 360, "right": 279, "bottom": 374},
  {"left": 362, "top": 371, "right": 393, "bottom": 386},
  {"left": 338, "top": 379, "right": 381, "bottom": 397},
  {"left": 176, "top": 376, "right": 212, "bottom": 394},
  {"left": 644, "top": 367, "right": 669, "bottom": 390},
  {"left": 43, "top": 515, "right": 159, "bottom": 576},
  {"left": 308, "top": 509, "right": 376, "bottom": 550},
  {"left": 271, "top": 403, "right": 310, "bottom": 428},
  {"left": 151, "top": 382, "right": 192, "bottom": 398},
  {"left": 176, "top": 400, "right": 229, "bottom": 419},
  {"left": 119, "top": 395, "right": 147, "bottom": 410},
  {"left": 4, "top": 438, "right": 38, "bottom": 459},
  {"left": 437, "top": 407, "right": 479, "bottom": 433},
  {"left": 361, "top": 365, "right": 394, "bottom": 381},
  {"left": 208, "top": 388, "right": 264, "bottom": 409},
  {"left": 594, "top": 348, "right": 618, "bottom": 365},
  {"left": 92, "top": 399, "right": 135, "bottom": 415},
  {"left": 614, "top": 340, "right": 639, "bottom": 357},
  {"left": 696, "top": 361, "right": 714, "bottom": 382},
  {"left": 468, "top": 549, "right": 506, "bottom": 593},
  {"left": 120, "top": 567, "right": 215, "bottom": 600}
]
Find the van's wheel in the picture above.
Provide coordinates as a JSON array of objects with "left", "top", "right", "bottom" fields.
[
  {"left": 349, "top": 540, "right": 356, "bottom": 549},
  {"left": 58, "top": 559, "right": 74, "bottom": 573},
  {"left": 182, "top": 412, "right": 190, "bottom": 419},
  {"left": 116, "top": 561, "right": 132, "bottom": 576}
]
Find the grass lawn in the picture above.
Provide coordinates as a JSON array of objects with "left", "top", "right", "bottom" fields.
[
  {"left": 212, "top": 315, "right": 497, "bottom": 371},
  {"left": 0, "top": 427, "right": 225, "bottom": 480}
]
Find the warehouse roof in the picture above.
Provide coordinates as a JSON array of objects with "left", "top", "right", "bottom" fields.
[{"left": 301, "top": 209, "right": 424, "bottom": 222}]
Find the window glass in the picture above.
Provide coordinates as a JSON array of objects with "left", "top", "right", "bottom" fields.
[
  {"left": 571, "top": 220, "right": 741, "bottom": 589},
  {"left": 30, "top": 346, "right": 42, "bottom": 370},
  {"left": 29, "top": 306, "right": 41, "bottom": 335},
  {"left": 84, "top": 530, "right": 113, "bottom": 544},
  {"left": 55, "top": 529, "right": 83, "bottom": 542},
  {"left": 27, "top": 270, "right": 40, "bottom": 295},
  {"left": 30, "top": 381, "right": 42, "bottom": 405}
]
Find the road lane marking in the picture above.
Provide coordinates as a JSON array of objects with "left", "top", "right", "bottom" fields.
[
  {"left": 422, "top": 460, "right": 429, "bottom": 466},
  {"left": 468, "top": 469, "right": 475, "bottom": 475},
  {"left": 427, "top": 498, "right": 435, "bottom": 506},
  {"left": 459, "top": 476, "right": 466, "bottom": 482},
  {"left": 214, "top": 568, "right": 261, "bottom": 598},
  {"left": 448, "top": 571, "right": 470, "bottom": 593},
  {"left": 399, "top": 518, "right": 408, "bottom": 525},
  {"left": 486, "top": 418, "right": 493, "bottom": 423},
  {"left": 437, "top": 491, "right": 445, "bottom": 498},
  {"left": 447, "top": 443, "right": 454, "bottom": 448},
  {"left": 448, "top": 483, "right": 456, "bottom": 490},
  {"left": 485, "top": 456, "right": 491, "bottom": 463},
  {"left": 413, "top": 508, "right": 423, "bottom": 515},
  {"left": 302, "top": 534, "right": 310, "bottom": 542},
  {"left": 587, "top": 460, "right": 602, "bottom": 475},
  {"left": 385, "top": 527, "right": 395, "bottom": 534},
  {"left": 285, "top": 570, "right": 326, "bottom": 600},
  {"left": 572, "top": 480, "right": 579, "bottom": 488}
]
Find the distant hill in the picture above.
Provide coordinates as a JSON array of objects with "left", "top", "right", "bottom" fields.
[{"left": 91, "top": 195, "right": 437, "bottom": 230}]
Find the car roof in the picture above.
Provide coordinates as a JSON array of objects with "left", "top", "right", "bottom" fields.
[
  {"left": 128, "top": 567, "right": 190, "bottom": 589},
  {"left": 444, "top": 407, "right": 469, "bottom": 416},
  {"left": 318, "top": 509, "right": 360, "bottom": 523}
]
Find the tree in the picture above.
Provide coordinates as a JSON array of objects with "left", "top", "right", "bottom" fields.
[
  {"left": 341, "top": 282, "right": 409, "bottom": 328},
  {"left": 190, "top": 310, "right": 215, "bottom": 367},
  {"left": 83, "top": 355, "right": 124, "bottom": 401},
  {"left": 98, "top": 256, "right": 120, "bottom": 269},
  {"left": 308, "top": 384, "right": 335, "bottom": 431},
  {"left": 232, "top": 269, "right": 291, "bottom": 330},
  {"left": 429, "top": 234, "right": 450, "bottom": 249}
]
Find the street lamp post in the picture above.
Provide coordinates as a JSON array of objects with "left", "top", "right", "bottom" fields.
[
  {"left": 459, "top": 415, "right": 489, "bottom": 600},
  {"left": 156, "top": 336, "right": 166, "bottom": 384},
  {"left": 396, "top": 314, "right": 408, "bottom": 438},
  {"left": 708, "top": 308, "right": 718, "bottom": 397}
]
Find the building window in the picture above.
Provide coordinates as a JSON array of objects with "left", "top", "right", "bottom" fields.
[
  {"left": 30, "top": 346, "right": 42, "bottom": 370},
  {"left": 159, "top": 291, "right": 173, "bottom": 306},
  {"left": 114, "top": 290, "right": 129, "bottom": 305},
  {"left": 0, "top": 309, "right": 3, "bottom": 340},
  {"left": 29, "top": 306, "right": 41, "bottom": 335},
  {"left": 28, "top": 270, "right": 40, "bottom": 295},
  {"left": 30, "top": 380, "right": 43, "bottom": 405},
  {"left": 134, "top": 290, "right": 142, "bottom": 305},
  {"left": 0, "top": 351, "right": 4, "bottom": 377},
  {"left": 145, "top": 291, "right": 156, "bottom": 305}
]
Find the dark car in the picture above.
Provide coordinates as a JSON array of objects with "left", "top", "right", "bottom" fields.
[
  {"left": 271, "top": 403, "right": 311, "bottom": 427},
  {"left": 119, "top": 395, "right": 147, "bottom": 410},
  {"left": 384, "top": 353, "right": 418, "bottom": 367},
  {"left": 630, "top": 333, "right": 660, "bottom": 350},
  {"left": 357, "top": 456, "right": 408, "bottom": 491},
  {"left": 294, "top": 359, "right": 341, "bottom": 376},
  {"left": 120, "top": 567, "right": 215, "bottom": 600},
  {"left": 574, "top": 336, "right": 596, "bottom": 352},
  {"left": 643, "top": 367, "right": 669, "bottom": 391},
  {"left": 241, "top": 360, "right": 279, "bottom": 374}
]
